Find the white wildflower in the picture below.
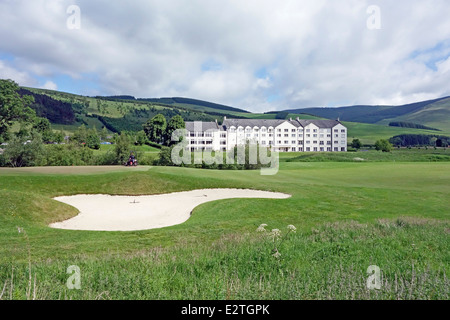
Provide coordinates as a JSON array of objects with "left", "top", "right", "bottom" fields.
[
  {"left": 270, "top": 229, "right": 281, "bottom": 240},
  {"left": 272, "top": 250, "right": 281, "bottom": 259},
  {"left": 256, "top": 224, "right": 268, "bottom": 232},
  {"left": 287, "top": 225, "right": 297, "bottom": 233}
]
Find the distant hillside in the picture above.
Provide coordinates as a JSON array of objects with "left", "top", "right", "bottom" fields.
[
  {"left": 101, "top": 96, "right": 250, "bottom": 114},
  {"left": 285, "top": 96, "right": 450, "bottom": 131}
]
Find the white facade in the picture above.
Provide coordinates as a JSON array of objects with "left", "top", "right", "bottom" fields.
[{"left": 185, "top": 118, "right": 347, "bottom": 152}]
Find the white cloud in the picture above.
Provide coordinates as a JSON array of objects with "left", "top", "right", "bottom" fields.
[
  {"left": 41, "top": 80, "right": 58, "bottom": 91},
  {"left": 0, "top": 0, "right": 449, "bottom": 111}
]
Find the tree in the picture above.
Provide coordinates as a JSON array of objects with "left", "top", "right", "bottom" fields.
[
  {"left": 165, "top": 115, "right": 185, "bottom": 146},
  {"left": 33, "top": 117, "right": 54, "bottom": 143},
  {"left": 135, "top": 130, "right": 147, "bottom": 146},
  {"left": 2, "top": 131, "right": 45, "bottom": 167},
  {"left": 86, "top": 128, "right": 101, "bottom": 150},
  {"left": 0, "top": 79, "right": 36, "bottom": 140},
  {"left": 375, "top": 139, "right": 392, "bottom": 152},
  {"left": 114, "top": 133, "right": 132, "bottom": 164},
  {"left": 351, "top": 138, "right": 363, "bottom": 150},
  {"left": 72, "top": 124, "right": 88, "bottom": 144},
  {"left": 154, "top": 146, "right": 174, "bottom": 166},
  {"left": 143, "top": 114, "right": 167, "bottom": 145}
]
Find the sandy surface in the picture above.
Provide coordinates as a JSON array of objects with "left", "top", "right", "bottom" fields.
[{"left": 50, "top": 189, "right": 291, "bottom": 231}]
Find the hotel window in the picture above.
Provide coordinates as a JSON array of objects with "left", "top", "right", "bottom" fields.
[
  {"left": 306, "top": 141, "right": 310, "bottom": 144},
  {"left": 320, "top": 147, "right": 324, "bottom": 152},
  {"left": 284, "top": 134, "right": 289, "bottom": 137},
  {"left": 313, "top": 129, "right": 317, "bottom": 133},
  {"left": 327, "top": 141, "right": 331, "bottom": 145},
  {"left": 327, "top": 134, "right": 331, "bottom": 138},
  {"left": 292, "top": 129, "right": 296, "bottom": 132},
  {"left": 278, "top": 129, "right": 282, "bottom": 132},
  {"left": 335, "top": 134, "right": 339, "bottom": 138},
  {"left": 299, "top": 147, "right": 303, "bottom": 152},
  {"left": 220, "top": 141, "right": 226, "bottom": 145},
  {"left": 269, "top": 141, "right": 273, "bottom": 145},
  {"left": 306, "top": 129, "right": 310, "bottom": 132},
  {"left": 327, "top": 147, "right": 331, "bottom": 151},
  {"left": 334, "top": 129, "right": 338, "bottom": 133},
  {"left": 306, "top": 147, "right": 310, "bottom": 151},
  {"left": 341, "top": 134, "right": 346, "bottom": 138},
  {"left": 320, "top": 141, "right": 324, "bottom": 145},
  {"left": 220, "top": 133, "right": 226, "bottom": 138},
  {"left": 277, "top": 134, "right": 282, "bottom": 137},
  {"left": 292, "top": 134, "right": 296, "bottom": 138},
  {"left": 334, "top": 147, "right": 339, "bottom": 151},
  {"left": 292, "top": 141, "right": 296, "bottom": 145},
  {"left": 341, "top": 147, "right": 346, "bottom": 152},
  {"left": 313, "top": 134, "right": 317, "bottom": 138},
  {"left": 284, "top": 129, "right": 289, "bottom": 132},
  {"left": 299, "top": 134, "right": 303, "bottom": 138},
  {"left": 341, "top": 130, "right": 346, "bottom": 133},
  {"left": 284, "top": 141, "right": 289, "bottom": 144},
  {"left": 261, "top": 141, "right": 266, "bottom": 145},
  {"left": 306, "top": 134, "right": 310, "bottom": 138},
  {"left": 262, "top": 134, "right": 266, "bottom": 137},
  {"left": 313, "top": 141, "right": 318, "bottom": 144},
  {"left": 314, "top": 147, "right": 318, "bottom": 151},
  {"left": 298, "top": 141, "right": 303, "bottom": 145},
  {"left": 205, "top": 132, "right": 212, "bottom": 137},
  {"left": 277, "top": 141, "right": 282, "bottom": 144},
  {"left": 320, "top": 134, "right": 324, "bottom": 138}
]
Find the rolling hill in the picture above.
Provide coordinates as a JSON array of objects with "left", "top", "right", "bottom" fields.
[
  {"left": 13, "top": 86, "right": 450, "bottom": 144},
  {"left": 284, "top": 96, "right": 450, "bottom": 132}
]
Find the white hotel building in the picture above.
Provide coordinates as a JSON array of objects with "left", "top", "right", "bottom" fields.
[{"left": 185, "top": 117, "right": 347, "bottom": 153}]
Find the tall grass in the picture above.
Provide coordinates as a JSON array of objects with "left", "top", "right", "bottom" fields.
[{"left": 1, "top": 217, "right": 448, "bottom": 300}]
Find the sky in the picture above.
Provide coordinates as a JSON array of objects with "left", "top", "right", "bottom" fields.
[{"left": 1, "top": 0, "right": 450, "bottom": 113}]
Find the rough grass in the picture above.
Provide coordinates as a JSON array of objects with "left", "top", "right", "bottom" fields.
[{"left": 1, "top": 218, "right": 448, "bottom": 300}]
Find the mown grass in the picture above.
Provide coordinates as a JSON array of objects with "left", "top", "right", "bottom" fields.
[
  {"left": 281, "top": 148, "right": 450, "bottom": 163},
  {"left": 0, "top": 162, "right": 448, "bottom": 299}
]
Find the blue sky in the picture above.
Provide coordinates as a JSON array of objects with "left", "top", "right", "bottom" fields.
[{"left": 1, "top": 0, "right": 450, "bottom": 112}]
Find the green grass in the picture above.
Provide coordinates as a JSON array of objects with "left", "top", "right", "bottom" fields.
[
  {"left": 344, "top": 121, "right": 450, "bottom": 145},
  {"left": 0, "top": 162, "right": 448, "bottom": 299},
  {"left": 280, "top": 148, "right": 450, "bottom": 162}
]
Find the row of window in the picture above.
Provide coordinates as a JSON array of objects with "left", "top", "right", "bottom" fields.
[{"left": 189, "top": 128, "right": 346, "bottom": 135}]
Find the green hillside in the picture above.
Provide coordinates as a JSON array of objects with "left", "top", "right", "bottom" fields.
[
  {"left": 376, "top": 97, "right": 450, "bottom": 131},
  {"left": 14, "top": 86, "right": 450, "bottom": 144},
  {"left": 285, "top": 96, "right": 450, "bottom": 131}
]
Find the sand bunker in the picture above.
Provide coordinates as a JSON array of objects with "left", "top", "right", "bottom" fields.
[{"left": 50, "top": 189, "right": 291, "bottom": 231}]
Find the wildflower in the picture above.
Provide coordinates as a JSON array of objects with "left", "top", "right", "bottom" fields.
[
  {"left": 256, "top": 224, "right": 268, "bottom": 232},
  {"left": 287, "top": 225, "right": 297, "bottom": 233},
  {"left": 270, "top": 229, "right": 281, "bottom": 240},
  {"left": 272, "top": 250, "right": 281, "bottom": 259}
]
